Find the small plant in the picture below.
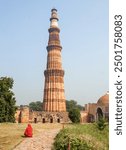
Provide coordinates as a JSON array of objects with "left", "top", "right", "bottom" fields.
[{"left": 96, "top": 117, "right": 106, "bottom": 130}]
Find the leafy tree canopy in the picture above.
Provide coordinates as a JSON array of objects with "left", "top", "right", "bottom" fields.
[
  {"left": 66, "top": 100, "right": 84, "bottom": 112},
  {"left": 69, "top": 108, "right": 81, "bottom": 123},
  {"left": 29, "top": 101, "right": 43, "bottom": 111},
  {"left": 0, "top": 77, "right": 16, "bottom": 122},
  {"left": 66, "top": 100, "right": 83, "bottom": 123}
]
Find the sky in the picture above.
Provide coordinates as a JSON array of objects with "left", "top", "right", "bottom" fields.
[{"left": 0, "top": 0, "right": 108, "bottom": 106}]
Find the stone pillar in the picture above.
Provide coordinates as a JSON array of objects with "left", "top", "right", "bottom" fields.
[{"left": 43, "top": 9, "right": 66, "bottom": 112}]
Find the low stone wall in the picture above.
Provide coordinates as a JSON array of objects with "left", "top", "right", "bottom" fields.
[
  {"left": 29, "top": 111, "right": 71, "bottom": 123},
  {"left": 15, "top": 106, "right": 71, "bottom": 123}
]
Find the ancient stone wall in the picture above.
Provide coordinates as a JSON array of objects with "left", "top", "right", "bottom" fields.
[
  {"left": 15, "top": 106, "right": 29, "bottom": 123},
  {"left": 29, "top": 111, "right": 70, "bottom": 123},
  {"left": 80, "top": 111, "right": 88, "bottom": 123},
  {"left": 15, "top": 106, "right": 70, "bottom": 123}
]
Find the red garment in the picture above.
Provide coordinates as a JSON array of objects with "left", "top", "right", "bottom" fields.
[{"left": 24, "top": 124, "right": 33, "bottom": 137}]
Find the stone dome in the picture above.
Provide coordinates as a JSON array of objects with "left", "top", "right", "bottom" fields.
[{"left": 97, "top": 92, "right": 109, "bottom": 105}]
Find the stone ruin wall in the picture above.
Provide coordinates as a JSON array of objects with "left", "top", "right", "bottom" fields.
[
  {"left": 15, "top": 106, "right": 29, "bottom": 123},
  {"left": 30, "top": 111, "right": 70, "bottom": 123},
  {"left": 15, "top": 106, "right": 70, "bottom": 123}
]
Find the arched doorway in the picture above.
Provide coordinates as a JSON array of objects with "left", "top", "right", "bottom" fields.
[
  {"left": 34, "top": 118, "right": 37, "bottom": 123},
  {"left": 88, "top": 114, "right": 95, "bottom": 123},
  {"left": 50, "top": 118, "right": 53, "bottom": 123},
  {"left": 97, "top": 107, "right": 103, "bottom": 120},
  {"left": 57, "top": 118, "right": 60, "bottom": 123},
  {"left": 42, "top": 118, "right": 45, "bottom": 123}
]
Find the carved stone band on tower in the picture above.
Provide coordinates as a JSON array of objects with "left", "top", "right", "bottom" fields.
[{"left": 43, "top": 8, "right": 66, "bottom": 112}]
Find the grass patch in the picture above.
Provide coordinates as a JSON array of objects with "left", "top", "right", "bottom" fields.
[
  {"left": 0, "top": 123, "right": 62, "bottom": 150},
  {"left": 53, "top": 123, "right": 109, "bottom": 150}
]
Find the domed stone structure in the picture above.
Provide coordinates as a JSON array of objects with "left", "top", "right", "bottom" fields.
[
  {"left": 97, "top": 92, "right": 109, "bottom": 105},
  {"left": 81, "top": 92, "right": 109, "bottom": 123}
]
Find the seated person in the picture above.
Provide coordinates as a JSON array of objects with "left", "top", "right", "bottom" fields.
[{"left": 24, "top": 124, "right": 33, "bottom": 137}]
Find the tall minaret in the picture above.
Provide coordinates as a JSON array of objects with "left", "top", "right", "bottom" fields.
[{"left": 42, "top": 8, "right": 66, "bottom": 112}]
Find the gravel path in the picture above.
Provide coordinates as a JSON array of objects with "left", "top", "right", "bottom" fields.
[{"left": 13, "top": 128, "right": 60, "bottom": 150}]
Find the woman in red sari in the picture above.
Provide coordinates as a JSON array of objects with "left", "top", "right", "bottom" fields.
[{"left": 24, "top": 124, "right": 33, "bottom": 137}]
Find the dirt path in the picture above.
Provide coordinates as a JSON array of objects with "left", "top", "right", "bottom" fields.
[{"left": 13, "top": 128, "right": 60, "bottom": 150}]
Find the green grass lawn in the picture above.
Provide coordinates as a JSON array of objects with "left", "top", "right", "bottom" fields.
[
  {"left": 0, "top": 123, "right": 62, "bottom": 150},
  {"left": 53, "top": 123, "right": 109, "bottom": 150}
]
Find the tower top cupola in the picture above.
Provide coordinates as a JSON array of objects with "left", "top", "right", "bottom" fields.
[{"left": 50, "top": 8, "right": 59, "bottom": 28}]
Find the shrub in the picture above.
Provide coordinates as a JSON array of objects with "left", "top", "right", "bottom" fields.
[
  {"left": 68, "top": 108, "right": 80, "bottom": 123},
  {"left": 96, "top": 117, "right": 106, "bottom": 130},
  {"left": 53, "top": 129, "right": 93, "bottom": 150},
  {"left": 53, "top": 124, "right": 109, "bottom": 150}
]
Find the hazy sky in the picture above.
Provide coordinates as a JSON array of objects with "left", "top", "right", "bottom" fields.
[{"left": 0, "top": 0, "right": 108, "bottom": 106}]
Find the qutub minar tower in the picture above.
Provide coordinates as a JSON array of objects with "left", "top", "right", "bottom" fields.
[
  {"left": 42, "top": 8, "right": 66, "bottom": 112},
  {"left": 41, "top": 8, "right": 69, "bottom": 123},
  {"left": 15, "top": 9, "right": 70, "bottom": 123}
]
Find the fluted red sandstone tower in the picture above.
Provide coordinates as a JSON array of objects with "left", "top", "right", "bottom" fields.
[{"left": 43, "top": 8, "right": 66, "bottom": 112}]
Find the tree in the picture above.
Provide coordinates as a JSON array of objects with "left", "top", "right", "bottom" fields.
[
  {"left": 29, "top": 101, "right": 43, "bottom": 111},
  {"left": 68, "top": 108, "right": 81, "bottom": 123},
  {"left": 66, "top": 100, "right": 84, "bottom": 112},
  {"left": 0, "top": 77, "right": 16, "bottom": 122},
  {"left": 66, "top": 100, "right": 83, "bottom": 123},
  {"left": 77, "top": 104, "right": 85, "bottom": 111},
  {"left": 66, "top": 100, "right": 77, "bottom": 111}
]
